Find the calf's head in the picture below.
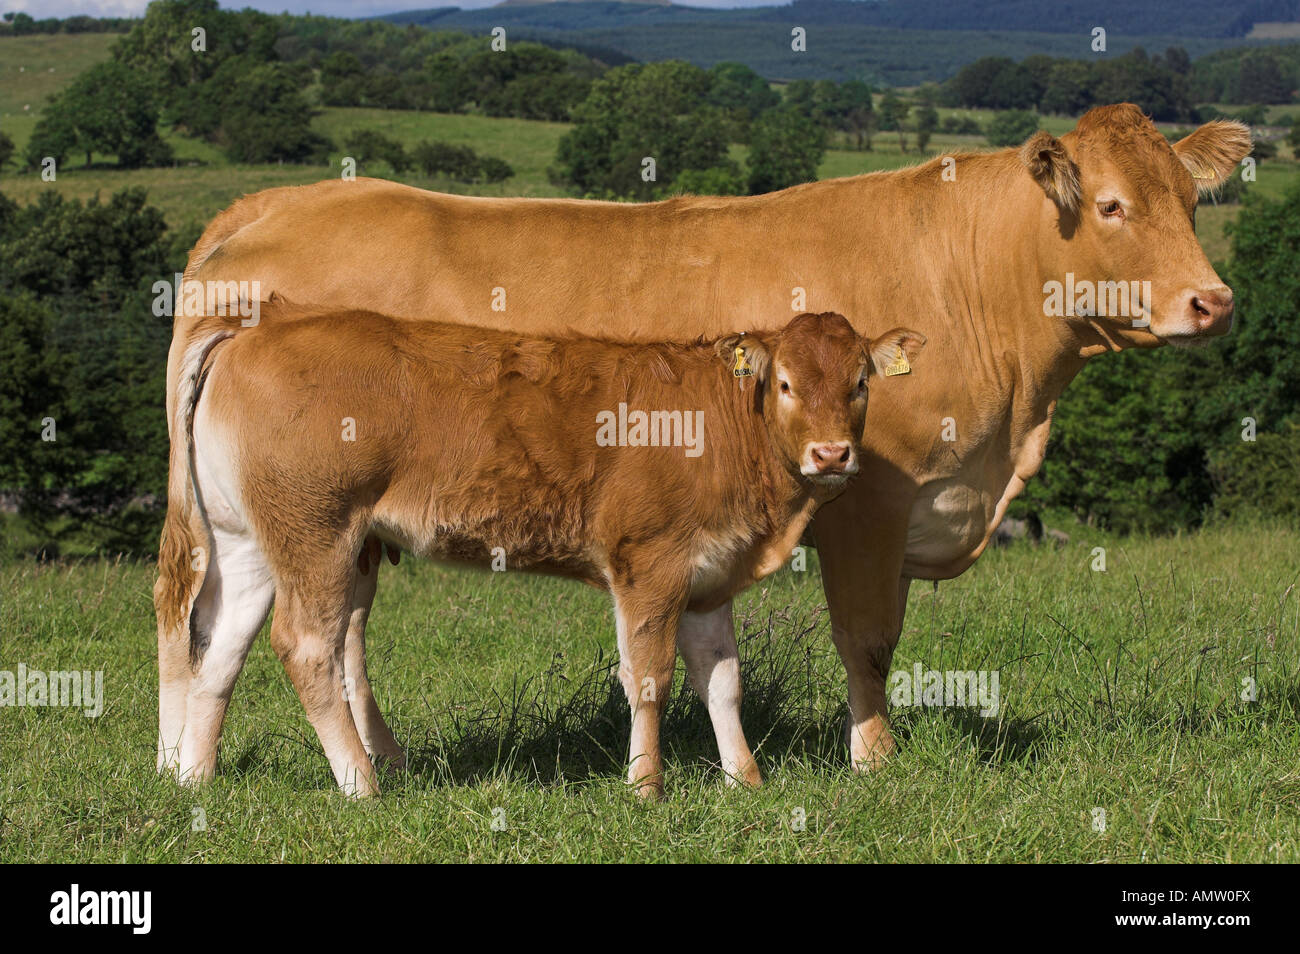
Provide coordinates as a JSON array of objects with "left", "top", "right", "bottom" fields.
[
  {"left": 1021, "top": 103, "right": 1251, "bottom": 346},
  {"left": 718, "top": 312, "right": 926, "bottom": 492}
]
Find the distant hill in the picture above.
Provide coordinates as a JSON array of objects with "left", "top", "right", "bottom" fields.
[
  {"left": 388, "top": 0, "right": 1300, "bottom": 38},
  {"left": 499, "top": 0, "right": 670, "bottom": 6},
  {"left": 380, "top": 1, "right": 1300, "bottom": 83}
]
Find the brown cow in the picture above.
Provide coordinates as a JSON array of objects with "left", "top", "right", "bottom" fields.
[
  {"left": 174, "top": 305, "right": 924, "bottom": 795},
  {"left": 157, "top": 104, "right": 1250, "bottom": 778}
]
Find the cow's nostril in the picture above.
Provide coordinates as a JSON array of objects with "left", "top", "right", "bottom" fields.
[{"left": 809, "top": 442, "right": 853, "bottom": 473}]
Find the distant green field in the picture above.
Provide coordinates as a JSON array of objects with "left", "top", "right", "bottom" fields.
[
  {"left": 2, "top": 523, "right": 1296, "bottom": 862},
  {"left": 1, "top": 31, "right": 1295, "bottom": 265},
  {"left": 0, "top": 33, "right": 118, "bottom": 148}
]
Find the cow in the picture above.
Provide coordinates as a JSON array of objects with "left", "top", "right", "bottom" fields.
[
  {"left": 156, "top": 104, "right": 1250, "bottom": 780},
  {"left": 173, "top": 305, "right": 925, "bottom": 796}
]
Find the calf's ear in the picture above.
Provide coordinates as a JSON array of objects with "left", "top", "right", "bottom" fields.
[
  {"left": 716, "top": 333, "right": 771, "bottom": 385},
  {"left": 866, "top": 327, "right": 927, "bottom": 378},
  {"left": 1020, "top": 131, "right": 1081, "bottom": 214},
  {"left": 1172, "top": 120, "right": 1252, "bottom": 194}
]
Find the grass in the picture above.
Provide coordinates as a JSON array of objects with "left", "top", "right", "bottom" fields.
[{"left": 2, "top": 522, "right": 1297, "bottom": 862}]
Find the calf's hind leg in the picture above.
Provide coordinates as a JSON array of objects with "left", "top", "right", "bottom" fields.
[
  {"left": 344, "top": 537, "right": 406, "bottom": 772},
  {"left": 271, "top": 573, "right": 379, "bottom": 798}
]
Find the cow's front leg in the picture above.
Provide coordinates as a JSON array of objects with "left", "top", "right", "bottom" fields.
[
  {"left": 814, "top": 485, "right": 913, "bottom": 771},
  {"left": 677, "top": 602, "right": 761, "bottom": 788},
  {"left": 345, "top": 537, "right": 405, "bottom": 773}
]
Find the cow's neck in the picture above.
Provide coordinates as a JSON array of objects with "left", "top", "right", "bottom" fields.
[{"left": 931, "top": 153, "right": 1092, "bottom": 408}]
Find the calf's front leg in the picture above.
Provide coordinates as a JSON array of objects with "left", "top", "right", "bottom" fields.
[
  {"left": 677, "top": 602, "right": 761, "bottom": 788},
  {"left": 611, "top": 584, "right": 688, "bottom": 800}
]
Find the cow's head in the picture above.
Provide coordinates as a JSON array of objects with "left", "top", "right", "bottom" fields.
[
  {"left": 1021, "top": 103, "right": 1251, "bottom": 346},
  {"left": 718, "top": 312, "right": 926, "bottom": 493}
]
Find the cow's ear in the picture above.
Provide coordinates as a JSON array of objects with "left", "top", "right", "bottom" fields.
[
  {"left": 1172, "top": 120, "right": 1252, "bottom": 194},
  {"left": 1020, "top": 131, "right": 1081, "bottom": 214},
  {"left": 716, "top": 333, "right": 771, "bottom": 385},
  {"left": 865, "top": 327, "right": 927, "bottom": 378}
]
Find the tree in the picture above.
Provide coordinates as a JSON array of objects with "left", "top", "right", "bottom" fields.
[
  {"left": 554, "top": 61, "right": 734, "bottom": 200},
  {"left": 878, "top": 90, "right": 909, "bottom": 152},
  {"left": 1234, "top": 52, "right": 1291, "bottom": 105},
  {"left": 0, "top": 130, "right": 13, "bottom": 171},
  {"left": 837, "top": 80, "right": 876, "bottom": 150},
  {"left": 112, "top": 0, "right": 278, "bottom": 127},
  {"left": 985, "top": 110, "right": 1039, "bottom": 147},
  {"left": 914, "top": 104, "right": 938, "bottom": 153},
  {"left": 1040, "top": 60, "right": 1096, "bottom": 115},
  {"left": 202, "top": 58, "right": 331, "bottom": 163},
  {"left": 707, "top": 62, "right": 779, "bottom": 140},
  {"left": 344, "top": 129, "right": 410, "bottom": 174},
  {"left": 1219, "top": 184, "right": 1300, "bottom": 432},
  {"left": 947, "top": 57, "right": 1038, "bottom": 109},
  {"left": 411, "top": 140, "right": 512, "bottom": 183},
  {"left": 746, "top": 107, "right": 825, "bottom": 195},
  {"left": 0, "top": 187, "right": 177, "bottom": 554},
  {"left": 24, "top": 61, "right": 172, "bottom": 169}
]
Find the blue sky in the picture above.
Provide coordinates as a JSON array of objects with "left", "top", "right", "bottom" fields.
[{"left": 12, "top": 0, "right": 780, "bottom": 17}]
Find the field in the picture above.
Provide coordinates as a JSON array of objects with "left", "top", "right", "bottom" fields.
[
  {"left": 4, "top": 34, "right": 1297, "bottom": 261},
  {"left": 2, "top": 30, "right": 1300, "bottom": 865},
  {"left": 2, "top": 523, "right": 1297, "bottom": 862}
]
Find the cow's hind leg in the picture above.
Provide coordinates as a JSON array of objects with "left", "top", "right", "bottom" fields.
[
  {"left": 176, "top": 525, "right": 275, "bottom": 785},
  {"left": 345, "top": 537, "right": 405, "bottom": 772},
  {"left": 271, "top": 567, "right": 379, "bottom": 798},
  {"left": 677, "top": 603, "right": 761, "bottom": 788}
]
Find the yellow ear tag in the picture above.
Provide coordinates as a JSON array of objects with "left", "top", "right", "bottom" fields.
[
  {"left": 884, "top": 347, "right": 911, "bottom": 377},
  {"left": 732, "top": 345, "right": 754, "bottom": 378}
]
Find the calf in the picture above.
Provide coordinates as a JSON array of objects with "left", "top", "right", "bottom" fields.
[{"left": 174, "top": 305, "right": 924, "bottom": 797}]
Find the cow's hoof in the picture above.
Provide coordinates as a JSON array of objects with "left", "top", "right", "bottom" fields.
[
  {"left": 850, "top": 719, "right": 896, "bottom": 771},
  {"left": 631, "top": 777, "right": 665, "bottom": 802}
]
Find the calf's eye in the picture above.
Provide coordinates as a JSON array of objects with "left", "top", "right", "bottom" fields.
[
  {"left": 1098, "top": 199, "right": 1123, "bottom": 218},
  {"left": 779, "top": 380, "right": 791, "bottom": 395}
]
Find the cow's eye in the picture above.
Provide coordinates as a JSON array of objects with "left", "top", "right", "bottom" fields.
[
  {"left": 779, "top": 380, "right": 791, "bottom": 395},
  {"left": 1097, "top": 199, "right": 1124, "bottom": 218},
  {"left": 857, "top": 377, "right": 868, "bottom": 393}
]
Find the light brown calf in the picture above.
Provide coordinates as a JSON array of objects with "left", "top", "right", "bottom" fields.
[{"left": 176, "top": 306, "right": 924, "bottom": 796}]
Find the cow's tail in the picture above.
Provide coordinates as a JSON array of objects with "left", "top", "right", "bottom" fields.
[{"left": 154, "top": 321, "right": 239, "bottom": 667}]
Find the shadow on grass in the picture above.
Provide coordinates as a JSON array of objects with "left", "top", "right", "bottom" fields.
[
  {"left": 393, "top": 605, "right": 850, "bottom": 789},
  {"left": 389, "top": 604, "right": 1054, "bottom": 789}
]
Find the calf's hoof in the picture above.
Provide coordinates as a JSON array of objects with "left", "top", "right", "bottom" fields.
[{"left": 723, "top": 758, "right": 763, "bottom": 789}]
